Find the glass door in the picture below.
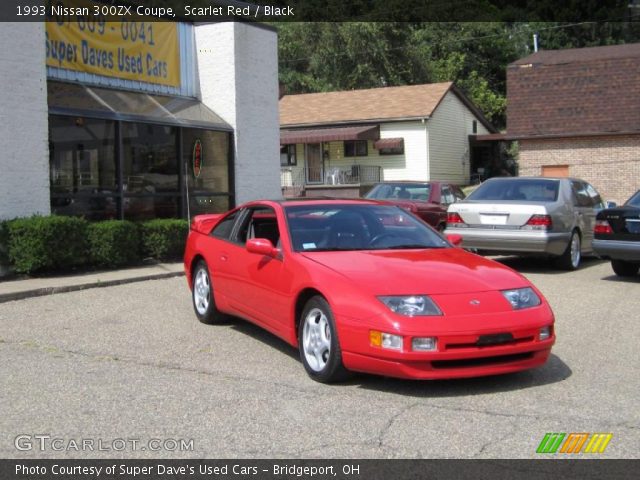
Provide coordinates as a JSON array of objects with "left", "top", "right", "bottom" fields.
[{"left": 305, "top": 143, "right": 323, "bottom": 184}]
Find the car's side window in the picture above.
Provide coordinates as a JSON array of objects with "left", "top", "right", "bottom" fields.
[
  {"left": 211, "top": 211, "right": 238, "bottom": 240},
  {"left": 571, "top": 181, "right": 591, "bottom": 207},
  {"left": 441, "top": 186, "right": 456, "bottom": 205},
  {"left": 584, "top": 183, "right": 604, "bottom": 209},
  {"left": 235, "top": 206, "right": 281, "bottom": 247}
]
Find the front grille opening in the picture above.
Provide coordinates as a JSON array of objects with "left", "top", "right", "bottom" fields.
[
  {"left": 431, "top": 352, "right": 534, "bottom": 369},
  {"left": 446, "top": 335, "right": 535, "bottom": 350}
]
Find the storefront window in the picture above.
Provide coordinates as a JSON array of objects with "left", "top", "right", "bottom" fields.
[
  {"left": 49, "top": 116, "right": 232, "bottom": 221},
  {"left": 49, "top": 116, "right": 117, "bottom": 220},
  {"left": 122, "top": 123, "right": 179, "bottom": 194},
  {"left": 50, "top": 116, "right": 117, "bottom": 194}
]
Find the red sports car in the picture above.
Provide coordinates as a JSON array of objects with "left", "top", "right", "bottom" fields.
[
  {"left": 184, "top": 199, "right": 555, "bottom": 383},
  {"left": 365, "top": 181, "right": 466, "bottom": 231}
]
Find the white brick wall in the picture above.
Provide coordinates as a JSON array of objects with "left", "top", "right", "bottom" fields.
[
  {"left": 195, "top": 23, "right": 281, "bottom": 205},
  {"left": 0, "top": 23, "right": 50, "bottom": 220}
]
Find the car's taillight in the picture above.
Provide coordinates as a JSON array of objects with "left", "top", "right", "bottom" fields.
[
  {"left": 594, "top": 220, "right": 613, "bottom": 235},
  {"left": 447, "top": 212, "right": 467, "bottom": 227},
  {"left": 521, "top": 214, "right": 552, "bottom": 231}
]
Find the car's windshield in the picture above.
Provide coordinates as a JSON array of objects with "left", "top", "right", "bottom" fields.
[
  {"left": 468, "top": 179, "right": 559, "bottom": 202},
  {"left": 284, "top": 204, "right": 449, "bottom": 252},
  {"left": 365, "top": 183, "right": 431, "bottom": 201},
  {"left": 625, "top": 191, "right": 640, "bottom": 207}
]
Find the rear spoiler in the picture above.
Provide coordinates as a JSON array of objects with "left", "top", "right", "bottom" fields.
[{"left": 190, "top": 214, "right": 223, "bottom": 235}]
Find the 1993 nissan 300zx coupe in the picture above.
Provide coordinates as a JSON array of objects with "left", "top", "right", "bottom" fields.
[{"left": 184, "top": 199, "right": 555, "bottom": 383}]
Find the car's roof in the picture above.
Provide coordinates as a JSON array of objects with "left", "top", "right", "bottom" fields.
[
  {"left": 482, "top": 176, "right": 576, "bottom": 182},
  {"left": 372, "top": 180, "right": 445, "bottom": 185},
  {"left": 278, "top": 197, "right": 382, "bottom": 207}
]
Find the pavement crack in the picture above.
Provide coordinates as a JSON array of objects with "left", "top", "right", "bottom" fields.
[{"left": 377, "top": 402, "right": 421, "bottom": 449}]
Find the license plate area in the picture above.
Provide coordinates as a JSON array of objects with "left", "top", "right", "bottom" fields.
[
  {"left": 477, "top": 333, "right": 514, "bottom": 347},
  {"left": 480, "top": 214, "right": 509, "bottom": 225}
]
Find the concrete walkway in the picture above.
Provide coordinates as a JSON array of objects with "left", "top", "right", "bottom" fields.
[{"left": 0, "top": 263, "right": 184, "bottom": 303}]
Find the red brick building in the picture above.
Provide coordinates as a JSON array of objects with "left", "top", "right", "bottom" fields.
[{"left": 507, "top": 43, "right": 640, "bottom": 203}]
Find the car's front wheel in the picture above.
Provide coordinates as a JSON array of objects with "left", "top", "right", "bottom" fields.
[
  {"left": 298, "top": 296, "right": 349, "bottom": 383},
  {"left": 611, "top": 259, "right": 639, "bottom": 277},
  {"left": 192, "top": 260, "right": 225, "bottom": 324}
]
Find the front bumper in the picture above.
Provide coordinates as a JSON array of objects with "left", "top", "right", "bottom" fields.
[
  {"left": 338, "top": 308, "right": 555, "bottom": 380},
  {"left": 593, "top": 239, "right": 640, "bottom": 261},
  {"left": 443, "top": 228, "right": 570, "bottom": 256}
]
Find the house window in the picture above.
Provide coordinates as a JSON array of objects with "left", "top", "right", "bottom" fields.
[
  {"left": 378, "top": 145, "right": 404, "bottom": 156},
  {"left": 344, "top": 140, "right": 368, "bottom": 157},
  {"left": 280, "top": 144, "right": 297, "bottom": 166},
  {"left": 472, "top": 120, "right": 478, "bottom": 134}
]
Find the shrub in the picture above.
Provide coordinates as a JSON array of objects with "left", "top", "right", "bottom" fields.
[
  {"left": 87, "top": 220, "right": 141, "bottom": 267},
  {"left": 140, "top": 219, "right": 189, "bottom": 261},
  {"left": 7, "top": 216, "right": 88, "bottom": 273}
]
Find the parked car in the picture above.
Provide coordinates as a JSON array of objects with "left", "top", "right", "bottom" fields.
[
  {"left": 184, "top": 199, "right": 555, "bottom": 383},
  {"left": 364, "top": 181, "right": 465, "bottom": 231},
  {"left": 593, "top": 189, "right": 640, "bottom": 277},
  {"left": 445, "top": 177, "right": 606, "bottom": 270}
]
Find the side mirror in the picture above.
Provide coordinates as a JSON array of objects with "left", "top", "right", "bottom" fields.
[
  {"left": 606, "top": 201, "right": 617, "bottom": 209},
  {"left": 246, "top": 238, "right": 279, "bottom": 258},
  {"left": 446, "top": 234, "right": 463, "bottom": 247}
]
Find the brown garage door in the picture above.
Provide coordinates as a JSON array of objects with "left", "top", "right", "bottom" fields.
[{"left": 542, "top": 165, "right": 569, "bottom": 177}]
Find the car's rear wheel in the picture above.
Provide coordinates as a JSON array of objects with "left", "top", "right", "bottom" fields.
[
  {"left": 556, "top": 230, "right": 581, "bottom": 270},
  {"left": 192, "top": 260, "right": 225, "bottom": 324},
  {"left": 611, "top": 260, "right": 640, "bottom": 277},
  {"left": 298, "top": 296, "right": 349, "bottom": 383}
]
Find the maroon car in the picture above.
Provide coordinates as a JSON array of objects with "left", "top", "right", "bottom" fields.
[{"left": 365, "top": 181, "right": 466, "bottom": 231}]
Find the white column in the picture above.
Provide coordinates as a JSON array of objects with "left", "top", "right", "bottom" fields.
[
  {"left": 0, "top": 22, "right": 50, "bottom": 220},
  {"left": 195, "top": 22, "right": 281, "bottom": 204}
]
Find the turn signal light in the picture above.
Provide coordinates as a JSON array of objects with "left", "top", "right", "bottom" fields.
[{"left": 594, "top": 220, "right": 613, "bottom": 235}]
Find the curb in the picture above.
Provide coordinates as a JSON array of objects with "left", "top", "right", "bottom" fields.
[{"left": 0, "top": 271, "right": 184, "bottom": 304}]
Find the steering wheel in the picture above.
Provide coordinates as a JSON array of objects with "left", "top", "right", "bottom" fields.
[{"left": 368, "top": 233, "right": 399, "bottom": 247}]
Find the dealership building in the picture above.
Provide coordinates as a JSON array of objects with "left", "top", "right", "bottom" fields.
[{"left": 0, "top": 17, "right": 280, "bottom": 222}]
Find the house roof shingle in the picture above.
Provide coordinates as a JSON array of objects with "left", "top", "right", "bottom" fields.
[
  {"left": 280, "top": 82, "right": 455, "bottom": 127},
  {"left": 507, "top": 43, "right": 640, "bottom": 138}
]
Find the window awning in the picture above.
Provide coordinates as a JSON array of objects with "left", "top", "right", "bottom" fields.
[
  {"left": 374, "top": 137, "right": 404, "bottom": 149},
  {"left": 281, "top": 125, "right": 379, "bottom": 144},
  {"left": 47, "top": 81, "right": 232, "bottom": 131}
]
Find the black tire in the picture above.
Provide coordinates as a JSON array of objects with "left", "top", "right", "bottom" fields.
[
  {"left": 298, "top": 296, "right": 349, "bottom": 383},
  {"left": 192, "top": 260, "right": 225, "bottom": 324},
  {"left": 611, "top": 260, "right": 640, "bottom": 277},
  {"left": 555, "top": 230, "right": 581, "bottom": 271}
]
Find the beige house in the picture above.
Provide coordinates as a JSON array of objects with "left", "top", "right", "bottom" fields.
[
  {"left": 279, "top": 82, "right": 495, "bottom": 197},
  {"left": 506, "top": 43, "right": 640, "bottom": 204}
]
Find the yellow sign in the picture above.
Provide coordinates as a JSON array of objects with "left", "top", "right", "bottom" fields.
[{"left": 45, "top": 0, "right": 180, "bottom": 88}]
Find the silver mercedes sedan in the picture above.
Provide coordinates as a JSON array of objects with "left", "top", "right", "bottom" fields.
[{"left": 444, "top": 177, "right": 606, "bottom": 270}]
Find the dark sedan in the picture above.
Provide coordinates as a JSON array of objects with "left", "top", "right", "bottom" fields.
[
  {"left": 365, "top": 181, "right": 465, "bottom": 231},
  {"left": 593, "top": 190, "right": 640, "bottom": 277}
]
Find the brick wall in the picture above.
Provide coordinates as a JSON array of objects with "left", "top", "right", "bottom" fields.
[{"left": 518, "top": 135, "right": 640, "bottom": 204}]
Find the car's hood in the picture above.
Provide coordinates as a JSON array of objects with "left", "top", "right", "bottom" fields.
[{"left": 301, "top": 248, "right": 528, "bottom": 295}]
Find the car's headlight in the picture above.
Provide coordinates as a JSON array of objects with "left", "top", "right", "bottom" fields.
[
  {"left": 501, "top": 287, "right": 541, "bottom": 310},
  {"left": 378, "top": 295, "right": 442, "bottom": 316}
]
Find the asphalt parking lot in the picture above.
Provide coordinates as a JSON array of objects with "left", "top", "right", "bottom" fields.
[{"left": 0, "top": 257, "right": 638, "bottom": 459}]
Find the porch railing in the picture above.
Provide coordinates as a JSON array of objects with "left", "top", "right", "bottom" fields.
[{"left": 281, "top": 165, "right": 382, "bottom": 197}]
